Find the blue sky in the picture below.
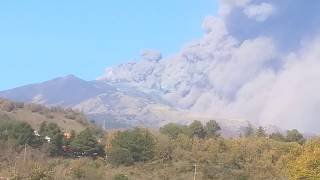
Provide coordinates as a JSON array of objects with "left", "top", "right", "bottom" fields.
[{"left": 0, "top": 0, "right": 218, "bottom": 90}]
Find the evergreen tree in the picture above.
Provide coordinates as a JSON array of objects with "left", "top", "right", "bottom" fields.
[
  {"left": 286, "top": 129, "right": 305, "bottom": 144},
  {"left": 205, "top": 120, "right": 221, "bottom": 138},
  {"left": 269, "top": 132, "right": 286, "bottom": 142},
  {"left": 160, "top": 123, "right": 183, "bottom": 139},
  {"left": 70, "top": 128, "right": 105, "bottom": 157},
  {"left": 256, "top": 126, "right": 267, "bottom": 137},
  {"left": 108, "top": 128, "right": 155, "bottom": 165},
  {"left": 243, "top": 124, "right": 255, "bottom": 137},
  {"left": 188, "top": 121, "right": 207, "bottom": 139},
  {"left": 39, "top": 122, "right": 64, "bottom": 156}
]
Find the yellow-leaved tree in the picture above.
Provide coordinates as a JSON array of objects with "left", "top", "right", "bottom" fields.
[{"left": 287, "top": 139, "right": 320, "bottom": 179}]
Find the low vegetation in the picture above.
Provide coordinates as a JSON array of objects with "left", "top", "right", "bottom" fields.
[{"left": 0, "top": 100, "right": 319, "bottom": 179}]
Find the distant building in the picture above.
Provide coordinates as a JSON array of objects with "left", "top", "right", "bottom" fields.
[
  {"left": 34, "top": 130, "right": 40, "bottom": 137},
  {"left": 45, "top": 136, "right": 51, "bottom": 143},
  {"left": 64, "top": 132, "right": 72, "bottom": 139}
]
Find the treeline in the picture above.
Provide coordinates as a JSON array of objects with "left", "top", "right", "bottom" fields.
[
  {"left": 1, "top": 119, "right": 320, "bottom": 179},
  {"left": 105, "top": 121, "right": 317, "bottom": 179}
]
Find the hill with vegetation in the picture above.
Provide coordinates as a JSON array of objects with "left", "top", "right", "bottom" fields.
[
  {"left": 0, "top": 98, "right": 90, "bottom": 133},
  {"left": 0, "top": 108, "right": 319, "bottom": 180}
]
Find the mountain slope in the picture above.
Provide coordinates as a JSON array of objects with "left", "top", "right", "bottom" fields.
[
  {"left": 0, "top": 75, "right": 248, "bottom": 134},
  {"left": 0, "top": 75, "right": 110, "bottom": 106},
  {"left": 0, "top": 75, "right": 185, "bottom": 128}
]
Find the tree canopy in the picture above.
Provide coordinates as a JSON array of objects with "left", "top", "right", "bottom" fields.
[
  {"left": 108, "top": 128, "right": 155, "bottom": 165},
  {"left": 70, "top": 128, "right": 105, "bottom": 157}
]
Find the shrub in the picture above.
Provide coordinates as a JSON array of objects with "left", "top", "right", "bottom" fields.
[
  {"left": 65, "top": 112, "right": 76, "bottom": 120},
  {"left": 27, "top": 104, "right": 43, "bottom": 113},
  {"left": 113, "top": 174, "right": 129, "bottom": 180},
  {"left": 45, "top": 113, "right": 54, "bottom": 119},
  {"left": 69, "top": 159, "right": 106, "bottom": 180},
  {"left": 14, "top": 102, "right": 24, "bottom": 109},
  {"left": 29, "top": 166, "right": 53, "bottom": 180},
  {"left": 108, "top": 147, "right": 134, "bottom": 166},
  {"left": 1, "top": 101, "right": 15, "bottom": 112}
]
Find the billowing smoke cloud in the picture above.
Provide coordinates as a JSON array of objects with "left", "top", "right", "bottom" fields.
[
  {"left": 100, "top": 0, "right": 320, "bottom": 133},
  {"left": 221, "top": 0, "right": 320, "bottom": 51}
]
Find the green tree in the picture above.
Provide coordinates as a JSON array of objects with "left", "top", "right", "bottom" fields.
[
  {"left": 286, "top": 129, "right": 305, "bottom": 144},
  {"left": 11, "top": 122, "right": 35, "bottom": 145},
  {"left": 205, "top": 120, "right": 221, "bottom": 138},
  {"left": 188, "top": 121, "right": 206, "bottom": 139},
  {"left": 243, "top": 124, "right": 255, "bottom": 137},
  {"left": 108, "top": 128, "right": 155, "bottom": 165},
  {"left": 269, "top": 132, "right": 286, "bottom": 142},
  {"left": 70, "top": 128, "right": 105, "bottom": 157},
  {"left": 0, "top": 120, "right": 39, "bottom": 146},
  {"left": 255, "top": 126, "right": 267, "bottom": 137},
  {"left": 160, "top": 123, "right": 183, "bottom": 139},
  {"left": 39, "top": 122, "right": 64, "bottom": 156}
]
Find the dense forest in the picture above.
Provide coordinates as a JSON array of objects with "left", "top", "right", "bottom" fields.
[{"left": 0, "top": 109, "right": 319, "bottom": 180}]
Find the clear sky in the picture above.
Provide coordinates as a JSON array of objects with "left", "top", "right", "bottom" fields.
[{"left": 0, "top": 0, "right": 218, "bottom": 90}]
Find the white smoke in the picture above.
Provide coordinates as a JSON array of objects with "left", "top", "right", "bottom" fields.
[
  {"left": 100, "top": 0, "right": 320, "bottom": 133},
  {"left": 243, "top": 3, "right": 275, "bottom": 22}
]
